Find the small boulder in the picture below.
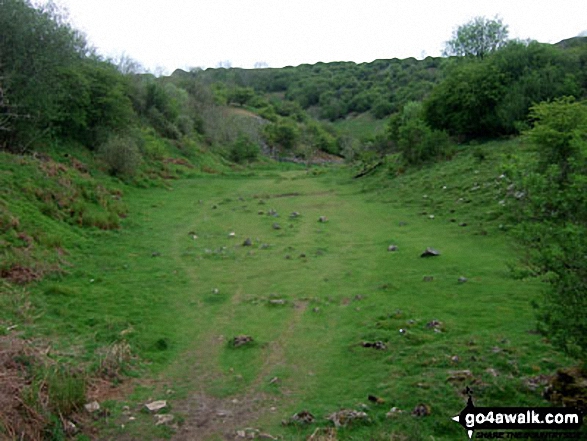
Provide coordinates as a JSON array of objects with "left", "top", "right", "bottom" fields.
[
  {"left": 368, "top": 395, "right": 385, "bottom": 404},
  {"left": 426, "top": 319, "right": 443, "bottom": 330},
  {"left": 412, "top": 403, "right": 431, "bottom": 417},
  {"left": 361, "top": 341, "right": 387, "bottom": 350},
  {"left": 228, "top": 232, "right": 236, "bottom": 238},
  {"left": 272, "top": 223, "right": 281, "bottom": 230},
  {"left": 458, "top": 276, "right": 468, "bottom": 284},
  {"left": 420, "top": 247, "right": 440, "bottom": 257},
  {"left": 290, "top": 212, "right": 300, "bottom": 218},
  {"left": 144, "top": 400, "right": 167, "bottom": 413},
  {"left": 232, "top": 335, "right": 254, "bottom": 347},
  {"left": 318, "top": 216, "right": 328, "bottom": 223},
  {"left": 84, "top": 401, "right": 100, "bottom": 413},
  {"left": 386, "top": 407, "right": 404, "bottom": 418},
  {"left": 387, "top": 245, "right": 398, "bottom": 252},
  {"left": 285, "top": 410, "right": 315, "bottom": 425},
  {"left": 154, "top": 414, "right": 175, "bottom": 426},
  {"left": 242, "top": 238, "right": 253, "bottom": 247},
  {"left": 327, "top": 409, "right": 368, "bottom": 427}
]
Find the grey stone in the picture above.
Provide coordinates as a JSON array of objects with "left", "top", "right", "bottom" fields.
[
  {"left": 144, "top": 400, "right": 167, "bottom": 412},
  {"left": 420, "top": 247, "right": 440, "bottom": 257}
]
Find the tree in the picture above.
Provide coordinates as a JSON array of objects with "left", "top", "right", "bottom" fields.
[
  {"left": 388, "top": 101, "right": 452, "bottom": 165},
  {"left": 510, "top": 97, "right": 587, "bottom": 361},
  {"left": 444, "top": 16, "right": 509, "bottom": 59}
]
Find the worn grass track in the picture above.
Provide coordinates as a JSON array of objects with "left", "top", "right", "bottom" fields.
[{"left": 27, "top": 159, "right": 570, "bottom": 440}]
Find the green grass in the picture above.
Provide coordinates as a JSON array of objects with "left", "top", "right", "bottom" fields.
[
  {"left": 332, "top": 112, "right": 387, "bottom": 140},
  {"left": 1, "top": 140, "right": 578, "bottom": 440}
]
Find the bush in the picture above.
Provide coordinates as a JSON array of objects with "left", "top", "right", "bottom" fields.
[
  {"left": 98, "top": 134, "right": 142, "bottom": 177},
  {"left": 511, "top": 97, "right": 587, "bottom": 361},
  {"left": 229, "top": 134, "right": 260, "bottom": 163}
]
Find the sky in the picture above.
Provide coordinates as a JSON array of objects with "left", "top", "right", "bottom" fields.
[{"left": 49, "top": 0, "right": 587, "bottom": 74}]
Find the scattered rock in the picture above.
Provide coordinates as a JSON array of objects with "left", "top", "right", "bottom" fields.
[
  {"left": 399, "top": 328, "right": 406, "bottom": 334},
  {"left": 426, "top": 320, "right": 443, "bottom": 330},
  {"left": 361, "top": 341, "right": 387, "bottom": 350},
  {"left": 354, "top": 294, "right": 364, "bottom": 301},
  {"left": 486, "top": 368, "right": 499, "bottom": 377},
  {"left": 268, "top": 208, "right": 278, "bottom": 217},
  {"left": 459, "top": 222, "right": 468, "bottom": 227},
  {"left": 232, "top": 335, "right": 254, "bottom": 347},
  {"left": 386, "top": 407, "right": 404, "bottom": 418},
  {"left": 387, "top": 244, "right": 398, "bottom": 252},
  {"left": 420, "top": 247, "right": 440, "bottom": 257},
  {"left": 269, "top": 377, "right": 280, "bottom": 385},
  {"left": 368, "top": 395, "right": 385, "bottom": 404},
  {"left": 447, "top": 370, "right": 474, "bottom": 383},
  {"left": 284, "top": 410, "right": 315, "bottom": 425},
  {"left": 243, "top": 238, "right": 253, "bottom": 246},
  {"left": 229, "top": 232, "right": 236, "bottom": 238},
  {"left": 212, "top": 288, "right": 219, "bottom": 294},
  {"left": 524, "top": 374, "right": 551, "bottom": 391},
  {"left": 144, "top": 400, "right": 167, "bottom": 413},
  {"left": 151, "top": 252, "right": 161, "bottom": 257},
  {"left": 429, "top": 215, "right": 435, "bottom": 219},
  {"left": 272, "top": 223, "right": 281, "bottom": 230},
  {"left": 318, "top": 216, "right": 328, "bottom": 223},
  {"left": 412, "top": 403, "right": 431, "bottom": 417},
  {"left": 290, "top": 212, "right": 300, "bottom": 218},
  {"left": 84, "top": 401, "right": 100, "bottom": 413},
  {"left": 451, "top": 355, "right": 460, "bottom": 363},
  {"left": 63, "top": 420, "right": 78, "bottom": 436},
  {"left": 154, "top": 414, "right": 175, "bottom": 426},
  {"left": 312, "top": 307, "right": 320, "bottom": 313},
  {"left": 458, "top": 276, "right": 468, "bottom": 284},
  {"left": 269, "top": 299, "right": 286, "bottom": 305},
  {"left": 422, "top": 276, "right": 434, "bottom": 282},
  {"left": 326, "top": 409, "right": 368, "bottom": 427}
]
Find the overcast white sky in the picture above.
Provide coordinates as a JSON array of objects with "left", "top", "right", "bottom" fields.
[{"left": 50, "top": 0, "right": 586, "bottom": 74}]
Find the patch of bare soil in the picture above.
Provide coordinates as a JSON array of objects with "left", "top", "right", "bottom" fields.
[{"left": 170, "top": 302, "right": 308, "bottom": 441}]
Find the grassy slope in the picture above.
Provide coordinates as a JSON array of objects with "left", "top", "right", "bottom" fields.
[{"left": 2, "top": 139, "right": 577, "bottom": 440}]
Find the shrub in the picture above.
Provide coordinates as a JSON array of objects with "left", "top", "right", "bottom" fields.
[
  {"left": 98, "top": 134, "right": 142, "bottom": 177},
  {"left": 511, "top": 97, "right": 587, "bottom": 361},
  {"left": 229, "top": 134, "right": 260, "bottom": 163}
]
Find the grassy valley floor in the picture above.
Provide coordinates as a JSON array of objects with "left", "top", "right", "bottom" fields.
[{"left": 19, "top": 159, "right": 570, "bottom": 440}]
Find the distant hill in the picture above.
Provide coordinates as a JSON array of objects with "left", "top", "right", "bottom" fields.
[{"left": 555, "top": 36, "right": 587, "bottom": 49}]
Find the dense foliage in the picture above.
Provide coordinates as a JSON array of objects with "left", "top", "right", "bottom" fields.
[
  {"left": 425, "top": 40, "right": 585, "bottom": 138},
  {"left": 509, "top": 98, "right": 587, "bottom": 360}
]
